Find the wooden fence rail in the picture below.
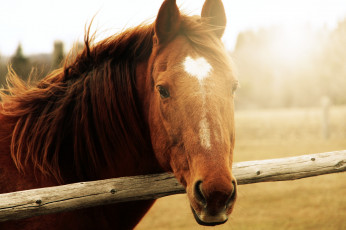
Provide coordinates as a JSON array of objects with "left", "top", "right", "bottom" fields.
[{"left": 0, "top": 150, "right": 345, "bottom": 222}]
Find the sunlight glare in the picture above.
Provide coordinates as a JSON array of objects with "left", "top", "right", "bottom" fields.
[{"left": 270, "top": 26, "right": 318, "bottom": 64}]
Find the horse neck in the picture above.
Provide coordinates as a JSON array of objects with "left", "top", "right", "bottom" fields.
[
  {"left": 60, "top": 63, "right": 161, "bottom": 181},
  {"left": 0, "top": 70, "right": 161, "bottom": 184},
  {"left": 135, "top": 61, "right": 151, "bottom": 122},
  {"left": 69, "top": 63, "right": 164, "bottom": 181}
]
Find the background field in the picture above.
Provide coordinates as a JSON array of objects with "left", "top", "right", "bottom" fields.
[{"left": 136, "top": 106, "right": 346, "bottom": 230}]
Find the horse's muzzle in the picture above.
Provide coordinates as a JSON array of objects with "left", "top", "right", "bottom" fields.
[{"left": 190, "top": 179, "right": 237, "bottom": 226}]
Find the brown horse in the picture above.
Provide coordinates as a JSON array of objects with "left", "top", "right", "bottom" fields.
[{"left": 0, "top": 0, "right": 238, "bottom": 229}]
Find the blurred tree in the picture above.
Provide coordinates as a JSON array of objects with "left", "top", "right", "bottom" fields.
[
  {"left": 52, "top": 41, "right": 65, "bottom": 69},
  {"left": 320, "top": 19, "right": 346, "bottom": 105},
  {"left": 233, "top": 29, "right": 279, "bottom": 109},
  {"left": 11, "top": 44, "right": 31, "bottom": 81},
  {"left": 232, "top": 21, "right": 346, "bottom": 109}
]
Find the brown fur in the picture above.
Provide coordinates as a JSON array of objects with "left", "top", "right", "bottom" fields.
[{"left": 0, "top": 0, "right": 237, "bottom": 229}]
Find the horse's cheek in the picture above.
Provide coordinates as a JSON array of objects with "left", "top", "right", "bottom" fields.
[
  {"left": 169, "top": 147, "right": 191, "bottom": 186},
  {"left": 148, "top": 102, "right": 171, "bottom": 170}
]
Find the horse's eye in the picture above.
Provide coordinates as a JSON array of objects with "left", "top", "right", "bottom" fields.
[{"left": 157, "top": 85, "right": 170, "bottom": 99}]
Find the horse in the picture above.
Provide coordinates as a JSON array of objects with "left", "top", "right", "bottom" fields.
[{"left": 0, "top": 0, "right": 238, "bottom": 229}]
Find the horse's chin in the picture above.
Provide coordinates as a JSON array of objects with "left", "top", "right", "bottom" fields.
[{"left": 190, "top": 206, "right": 228, "bottom": 226}]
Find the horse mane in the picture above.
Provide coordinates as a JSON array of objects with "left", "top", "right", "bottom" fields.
[
  {"left": 0, "top": 23, "right": 155, "bottom": 182},
  {"left": 0, "top": 15, "right": 228, "bottom": 183}
]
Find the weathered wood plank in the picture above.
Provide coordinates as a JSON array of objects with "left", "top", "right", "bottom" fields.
[
  {"left": 234, "top": 150, "right": 346, "bottom": 184},
  {"left": 0, "top": 150, "right": 345, "bottom": 222}
]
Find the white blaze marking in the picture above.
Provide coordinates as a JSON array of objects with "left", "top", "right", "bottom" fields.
[
  {"left": 199, "top": 117, "right": 211, "bottom": 149},
  {"left": 183, "top": 56, "right": 213, "bottom": 149},
  {"left": 183, "top": 56, "right": 212, "bottom": 84}
]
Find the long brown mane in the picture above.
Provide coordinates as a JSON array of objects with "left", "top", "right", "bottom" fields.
[
  {"left": 0, "top": 15, "right": 228, "bottom": 183},
  {"left": 0, "top": 24, "right": 155, "bottom": 182}
]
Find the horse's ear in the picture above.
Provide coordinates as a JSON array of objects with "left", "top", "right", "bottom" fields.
[
  {"left": 201, "top": 0, "right": 226, "bottom": 38},
  {"left": 154, "top": 0, "right": 181, "bottom": 44}
]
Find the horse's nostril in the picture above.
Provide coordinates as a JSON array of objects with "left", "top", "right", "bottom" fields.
[
  {"left": 194, "top": 180, "right": 207, "bottom": 206},
  {"left": 226, "top": 180, "right": 237, "bottom": 207}
]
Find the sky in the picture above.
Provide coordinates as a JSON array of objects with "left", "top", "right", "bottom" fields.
[{"left": 1, "top": 0, "right": 346, "bottom": 56}]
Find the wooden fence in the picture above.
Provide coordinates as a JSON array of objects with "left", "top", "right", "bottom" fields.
[{"left": 0, "top": 150, "right": 345, "bottom": 222}]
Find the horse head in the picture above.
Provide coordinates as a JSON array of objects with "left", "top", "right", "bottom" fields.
[{"left": 138, "top": 0, "right": 238, "bottom": 226}]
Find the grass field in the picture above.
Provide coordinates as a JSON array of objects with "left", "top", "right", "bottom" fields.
[{"left": 136, "top": 106, "right": 346, "bottom": 230}]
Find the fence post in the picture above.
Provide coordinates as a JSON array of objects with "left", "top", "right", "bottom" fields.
[{"left": 321, "top": 96, "right": 330, "bottom": 140}]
